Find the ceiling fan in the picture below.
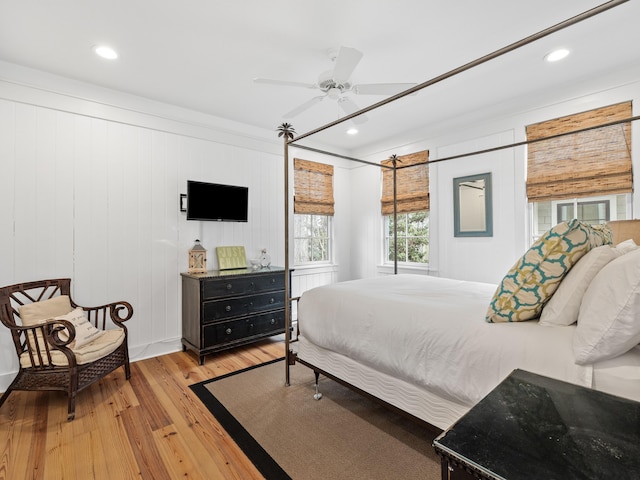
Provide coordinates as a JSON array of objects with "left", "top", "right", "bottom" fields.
[{"left": 254, "top": 46, "right": 416, "bottom": 124}]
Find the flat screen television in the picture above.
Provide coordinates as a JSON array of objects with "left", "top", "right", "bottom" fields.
[{"left": 186, "top": 180, "right": 248, "bottom": 222}]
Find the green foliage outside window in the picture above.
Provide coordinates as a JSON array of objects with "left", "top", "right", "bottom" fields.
[{"left": 386, "top": 211, "right": 429, "bottom": 263}]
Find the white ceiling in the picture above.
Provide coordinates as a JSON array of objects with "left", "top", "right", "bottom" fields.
[{"left": 1, "top": 0, "right": 639, "bottom": 153}]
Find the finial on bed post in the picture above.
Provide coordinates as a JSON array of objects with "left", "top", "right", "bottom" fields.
[
  {"left": 390, "top": 154, "right": 399, "bottom": 275},
  {"left": 278, "top": 123, "right": 296, "bottom": 387}
]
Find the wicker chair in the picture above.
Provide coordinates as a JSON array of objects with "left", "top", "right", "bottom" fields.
[{"left": 0, "top": 278, "right": 133, "bottom": 420}]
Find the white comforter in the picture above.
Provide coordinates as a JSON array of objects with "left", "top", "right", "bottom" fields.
[{"left": 298, "top": 274, "right": 593, "bottom": 406}]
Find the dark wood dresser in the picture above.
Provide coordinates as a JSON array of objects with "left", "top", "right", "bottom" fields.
[{"left": 181, "top": 267, "right": 288, "bottom": 364}]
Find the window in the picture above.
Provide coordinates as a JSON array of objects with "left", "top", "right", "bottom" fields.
[
  {"left": 293, "top": 158, "right": 334, "bottom": 265},
  {"left": 527, "top": 102, "right": 632, "bottom": 243},
  {"left": 294, "top": 214, "right": 331, "bottom": 264},
  {"left": 557, "top": 199, "right": 610, "bottom": 224},
  {"left": 380, "top": 150, "right": 429, "bottom": 264},
  {"left": 385, "top": 211, "right": 429, "bottom": 263},
  {"left": 531, "top": 194, "right": 629, "bottom": 241}
]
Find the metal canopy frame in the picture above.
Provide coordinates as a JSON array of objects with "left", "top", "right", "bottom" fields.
[{"left": 280, "top": 0, "right": 630, "bottom": 385}]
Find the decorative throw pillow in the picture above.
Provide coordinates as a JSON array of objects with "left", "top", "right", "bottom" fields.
[
  {"left": 539, "top": 245, "right": 620, "bottom": 326},
  {"left": 19, "top": 295, "right": 72, "bottom": 325},
  {"left": 55, "top": 307, "right": 104, "bottom": 348},
  {"left": 486, "top": 220, "right": 612, "bottom": 322},
  {"left": 574, "top": 248, "right": 640, "bottom": 364}
]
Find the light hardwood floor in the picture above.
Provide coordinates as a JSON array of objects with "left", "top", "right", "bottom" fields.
[{"left": 0, "top": 337, "right": 286, "bottom": 480}]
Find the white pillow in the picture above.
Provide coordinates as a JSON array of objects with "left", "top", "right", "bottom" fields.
[
  {"left": 539, "top": 245, "right": 620, "bottom": 326},
  {"left": 616, "top": 238, "right": 638, "bottom": 254},
  {"left": 55, "top": 307, "right": 104, "bottom": 348},
  {"left": 574, "top": 248, "right": 640, "bottom": 365}
]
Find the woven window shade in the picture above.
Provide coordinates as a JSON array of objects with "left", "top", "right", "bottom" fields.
[
  {"left": 526, "top": 101, "right": 632, "bottom": 202},
  {"left": 381, "top": 150, "right": 429, "bottom": 215},
  {"left": 294, "top": 158, "right": 334, "bottom": 216}
]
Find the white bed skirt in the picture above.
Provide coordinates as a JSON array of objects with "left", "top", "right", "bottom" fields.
[
  {"left": 296, "top": 335, "right": 471, "bottom": 430},
  {"left": 296, "top": 336, "right": 640, "bottom": 431}
]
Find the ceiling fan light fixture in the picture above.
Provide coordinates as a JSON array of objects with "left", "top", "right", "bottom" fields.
[
  {"left": 545, "top": 48, "right": 570, "bottom": 62},
  {"left": 94, "top": 45, "right": 118, "bottom": 60},
  {"left": 328, "top": 87, "right": 341, "bottom": 99}
]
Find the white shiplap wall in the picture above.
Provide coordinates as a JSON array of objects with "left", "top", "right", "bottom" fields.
[{"left": 0, "top": 73, "right": 312, "bottom": 390}]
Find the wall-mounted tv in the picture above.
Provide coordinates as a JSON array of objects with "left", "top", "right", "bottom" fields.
[{"left": 186, "top": 180, "right": 248, "bottom": 222}]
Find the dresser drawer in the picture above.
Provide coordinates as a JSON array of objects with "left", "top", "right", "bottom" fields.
[
  {"left": 204, "top": 310, "right": 285, "bottom": 346},
  {"left": 203, "top": 291, "right": 285, "bottom": 322},
  {"left": 202, "top": 272, "right": 284, "bottom": 299}
]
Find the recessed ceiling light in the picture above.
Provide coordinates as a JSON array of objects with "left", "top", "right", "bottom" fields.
[
  {"left": 545, "top": 48, "right": 570, "bottom": 62},
  {"left": 94, "top": 45, "right": 118, "bottom": 60},
  {"left": 347, "top": 128, "right": 358, "bottom": 135}
]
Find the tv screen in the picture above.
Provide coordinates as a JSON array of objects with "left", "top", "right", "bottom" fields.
[{"left": 187, "top": 180, "right": 248, "bottom": 222}]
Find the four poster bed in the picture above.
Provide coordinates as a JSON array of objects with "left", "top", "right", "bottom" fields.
[
  {"left": 293, "top": 221, "right": 640, "bottom": 430},
  {"left": 281, "top": 0, "right": 640, "bottom": 431}
]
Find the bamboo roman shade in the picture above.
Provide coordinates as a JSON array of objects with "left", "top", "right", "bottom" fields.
[
  {"left": 526, "top": 101, "right": 632, "bottom": 202},
  {"left": 294, "top": 158, "right": 334, "bottom": 216},
  {"left": 381, "top": 150, "right": 429, "bottom": 215}
]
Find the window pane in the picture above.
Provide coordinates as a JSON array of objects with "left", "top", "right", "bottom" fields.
[
  {"left": 407, "top": 211, "right": 429, "bottom": 235},
  {"left": 387, "top": 215, "right": 396, "bottom": 236},
  {"left": 407, "top": 238, "right": 429, "bottom": 263},
  {"left": 294, "top": 214, "right": 311, "bottom": 237},
  {"left": 294, "top": 214, "right": 331, "bottom": 264},
  {"left": 578, "top": 201, "right": 609, "bottom": 224},
  {"left": 384, "top": 211, "right": 429, "bottom": 264},
  {"left": 312, "top": 215, "right": 328, "bottom": 237},
  {"left": 294, "top": 239, "right": 311, "bottom": 263},
  {"left": 311, "top": 238, "right": 328, "bottom": 262},
  {"left": 395, "top": 237, "right": 407, "bottom": 262},
  {"left": 557, "top": 203, "right": 574, "bottom": 223}
]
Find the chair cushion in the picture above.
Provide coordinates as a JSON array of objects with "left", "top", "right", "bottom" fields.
[
  {"left": 20, "top": 328, "right": 125, "bottom": 367},
  {"left": 55, "top": 307, "right": 105, "bottom": 348},
  {"left": 19, "top": 295, "right": 72, "bottom": 325}
]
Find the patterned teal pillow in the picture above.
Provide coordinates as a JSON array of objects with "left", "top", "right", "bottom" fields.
[{"left": 486, "top": 220, "right": 612, "bottom": 322}]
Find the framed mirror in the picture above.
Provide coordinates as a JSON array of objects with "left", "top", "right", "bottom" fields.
[{"left": 453, "top": 172, "right": 493, "bottom": 237}]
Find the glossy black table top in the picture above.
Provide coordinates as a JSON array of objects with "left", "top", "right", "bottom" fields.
[{"left": 434, "top": 369, "right": 640, "bottom": 480}]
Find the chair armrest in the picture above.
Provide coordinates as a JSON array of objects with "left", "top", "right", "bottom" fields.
[
  {"left": 46, "top": 319, "right": 76, "bottom": 348},
  {"left": 6, "top": 320, "right": 77, "bottom": 368},
  {"left": 72, "top": 300, "right": 133, "bottom": 329},
  {"left": 6, "top": 320, "right": 75, "bottom": 348}
]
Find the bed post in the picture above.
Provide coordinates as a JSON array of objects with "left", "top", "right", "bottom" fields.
[
  {"left": 390, "top": 154, "right": 399, "bottom": 275},
  {"left": 278, "top": 123, "right": 296, "bottom": 387}
]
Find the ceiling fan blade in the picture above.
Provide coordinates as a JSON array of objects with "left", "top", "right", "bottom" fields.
[
  {"left": 331, "top": 47, "right": 363, "bottom": 84},
  {"left": 338, "top": 97, "right": 368, "bottom": 124},
  {"left": 283, "top": 95, "right": 325, "bottom": 118},
  {"left": 253, "top": 78, "right": 317, "bottom": 89},
  {"left": 353, "top": 83, "right": 417, "bottom": 95}
]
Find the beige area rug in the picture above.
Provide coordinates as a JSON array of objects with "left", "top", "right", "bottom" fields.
[{"left": 191, "top": 359, "right": 441, "bottom": 480}]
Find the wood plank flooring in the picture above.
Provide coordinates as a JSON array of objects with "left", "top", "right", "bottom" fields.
[{"left": 0, "top": 337, "right": 286, "bottom": 480}]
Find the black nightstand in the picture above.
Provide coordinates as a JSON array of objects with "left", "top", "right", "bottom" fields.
[{"left": 433, "top": 369, "right": 640, "bottom": 479}]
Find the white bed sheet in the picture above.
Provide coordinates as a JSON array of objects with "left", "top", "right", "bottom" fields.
[{"left": 298, "top": 274, "right": 594, "bottom": 406}]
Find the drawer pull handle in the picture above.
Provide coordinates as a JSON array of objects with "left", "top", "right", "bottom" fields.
[
  {"left": 225, "top": 328, "right": 232, "bottom": 335},
  {"left": 270, "top": 318, "right": 275, "bottom": 325},
  {"left": 269, "top": 298, "right": 275, "bottom": 304},
  {"left": 226, "top": 284, "right": 232, "bottom": 290},
  {"left": 225, "top": 305, "right": 232, "bottom": 312},
  {"left": 271, "top": 278, "right": 276, "bottom": 283}
]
